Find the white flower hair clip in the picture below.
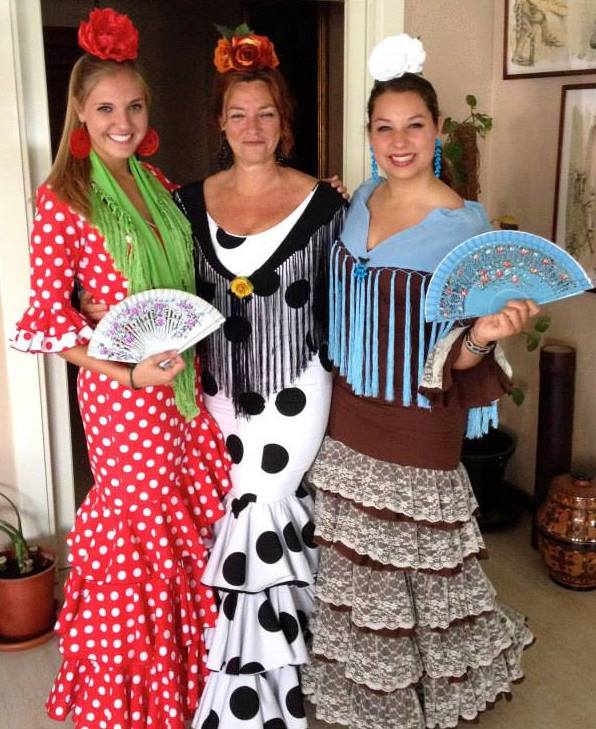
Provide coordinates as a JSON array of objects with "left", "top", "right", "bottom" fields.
[{"left": 368, "top": 33, "right": 426, "bottom": 82}]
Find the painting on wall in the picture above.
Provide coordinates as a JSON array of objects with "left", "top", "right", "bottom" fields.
[
  {"left": 553, "top": 83, "right": 596, "bottom": 286},
  {"left": 504, "top": 0, "right": 596, "bottom": 79}
]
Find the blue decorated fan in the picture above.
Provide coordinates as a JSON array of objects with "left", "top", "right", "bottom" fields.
[{"left": 425, "top": 230, "right": 593, "bottom": 322}]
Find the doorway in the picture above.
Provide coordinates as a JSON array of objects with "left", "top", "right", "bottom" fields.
[{"left": 40, "top": 0, "right": 344, "bottom": 507}]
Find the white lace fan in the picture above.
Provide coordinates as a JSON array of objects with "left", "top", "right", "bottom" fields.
[{"left": 88, "top": 289, "right": 225, "bottom": 363}]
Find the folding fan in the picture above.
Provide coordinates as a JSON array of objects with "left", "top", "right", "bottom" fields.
[
  {"left": 88, "top": 289, "right": 225, "bottom": 362},
  {"left": 425, "top": 230, "right": 592, "bottom": 322}
]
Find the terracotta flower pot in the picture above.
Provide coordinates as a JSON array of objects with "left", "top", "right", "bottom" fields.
[
  {"left": 0, "top": 549, "right": 56, "bottom": 641},
  {"left": 537, "top": 474, "right": 596, "bottom": 591}
]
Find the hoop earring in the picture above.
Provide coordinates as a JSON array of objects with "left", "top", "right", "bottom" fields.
[
  {"left": 217, "top": 131, "right": 234, "bottom": 169},
  {"left": 370, "top": 144, "right": 379, "bottom": 180},
  {"left": 69, "top": 124, "right": 91, "bottom": 159},
  {"left": 137, "top": 127, "right": 159, "bottom": 157},
  {"left": 434, "top": 137, "right": 442, "bottom": 178}
]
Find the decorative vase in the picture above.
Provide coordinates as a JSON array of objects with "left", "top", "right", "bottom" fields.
[
  {"left": 0, "top": 549, "right": 56, "bottom": 644},
  {"left": 537, "top": 474, "right": 596, "bottom": 591}
]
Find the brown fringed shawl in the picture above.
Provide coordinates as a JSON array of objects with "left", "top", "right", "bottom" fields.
[{"left": 175, "top": 181, "right": 346, "bottom": 415}]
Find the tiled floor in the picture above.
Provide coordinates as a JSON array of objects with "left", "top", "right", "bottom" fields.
[{"left": 1, "top": 513, "right": 595, "bottom": 729}]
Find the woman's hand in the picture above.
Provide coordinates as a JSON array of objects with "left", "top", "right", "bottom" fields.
[
  {"left": 129, "top": 351, "right": 185, "bottom": 389},
  {"left": 325, "top": 174, "right": 350, "bottom": 201},
  {"left": 80, "top": 289, "right": 108, "bottom": 323},
  {"left": 470, "top": 299, "right": 541, "bottom": 346}
]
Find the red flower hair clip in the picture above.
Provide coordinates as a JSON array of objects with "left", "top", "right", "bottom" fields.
[
  {"left": 78, "top": 7, "right": 139, "bottom": 62},
  {"left": 214, "top": 23, "right": 279, "bottom": 74}
]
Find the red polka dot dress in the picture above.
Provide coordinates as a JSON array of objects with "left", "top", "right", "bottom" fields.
[{"left": 11, "top": 171, "right": 232, "bottom": 729}]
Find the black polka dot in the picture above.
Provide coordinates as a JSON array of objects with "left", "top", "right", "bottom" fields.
[
  {"left": 216, "top": 227, "right": 246, "bottom": 249},
  {"left": 256, "top": 531, "right": 283, "bottom": 563},
  {"left": 283, "top": 522, "right": 301, "bottom": 552},
  {"left": 251, "top": 270, "right": 281, "bottom": 297},
  {"left": 285, "top": 685, "right": 305, "bottom": 718},
  {"left": 231, "top": 492, "right": 257, "bottom": 518},
  {"left": 240, "top": 661, "right": 266, "bottom": 674},
  {"left": 224, "top": 315, "right": 252, "bottom": 343},
  {"left": 275, "top": 388, "right": 306, "bottom": 416},
  {"left": 258, "top": 601, "right": 281, "bottom": 632},
  {"left": 197, "top": 280, "right": 216, "bottom": 303},
  {"left": 225, "top": 656, "right": 241, "bottom": 674},
  {"left": 201, "top": 369, "right": 218, "bottom": 396},
  {"left": 279, "top": 612, "right": 299, "bottom": 643},
  {"left": 285, "top": 279, "right": 311, "bottom": 308},
  {"left": 222, "top": 592, "right": 238, "bottom": 621},
  {"left": 237, "top": 392, "right": 265, "bottom": 416},
  {"left": 296, "top": 483, "right": 309, "bottom": 498},
  {"left": 201, "top": 710, "right": 220, "bottom": 729},
  {"left": 297, "top": 609, "right": 308, "bottom": 632},
  {"left": 262, "top": 444, "right": 289, "bottom": 474},
  {"left": 318, "top": 343, "right": 334, "bottom": 372},
  {"left": 226, "top": 434, "right": 244, "bottom": 464},
  {"left": 264, "top": 720, "right": 287, "bottom": 729},
  {"left": 230, "top": 686, "right": 260, "bottom": 720},
  {"left": 222, "top": 552, "right": 246, "bottom": 586},
  {"left": 301, "top": 521, "right": 316, "bottom": 548}
]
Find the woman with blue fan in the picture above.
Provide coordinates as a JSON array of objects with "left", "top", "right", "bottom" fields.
[{"left": 303, "top": 34, "right": 538, "bottom": 729}]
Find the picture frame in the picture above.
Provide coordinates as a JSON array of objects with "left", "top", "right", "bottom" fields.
[
  {"left": 504, "top": 0, "right": 596, "bottom": 79},
  {"left": 552, "top": 83, "right": 596, "bottom": 286}
]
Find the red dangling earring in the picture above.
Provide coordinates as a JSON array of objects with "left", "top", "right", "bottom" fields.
[
  {"left": 69, "top": 125, "right": 91, "bottom": 159},
  {"left": 136, "top": 127, "right": 159, "bottom": 157}
]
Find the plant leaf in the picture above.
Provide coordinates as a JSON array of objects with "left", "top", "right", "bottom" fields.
[
  {"left": 214, "top": 23, "right": 233, "bottom": 39},
  {"left": 233, "top": 23, "right": 254, "bottom": 37},
  {"left": 443, "top": 141, "right": 463, "bottom": 162},
  {"left": 534, "top": 315, "right": 551, "bottom": 333},
  {"left": 466, "top": 94, "right": 477, "bottom": 108},
  {"left": 508, "top": 387, "right": 525, "bottom": 406},
  {"left": 525, "top": 331, "right": 540, "bottom": 351},
  {"left": 0, "top": 492, "right": 23, "bottom": 537}
]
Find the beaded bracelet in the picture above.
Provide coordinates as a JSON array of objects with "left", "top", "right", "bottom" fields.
[{"left": 463, "top": 330, "right": 495, "bottom": 356}]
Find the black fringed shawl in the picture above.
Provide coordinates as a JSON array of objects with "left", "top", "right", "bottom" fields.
[{"left": 175, "top": 181, "right": 346, "bottom": 414}]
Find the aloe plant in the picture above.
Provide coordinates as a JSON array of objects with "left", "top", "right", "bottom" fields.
[{"left": 0, "top": 492, "right": 33, "bottom": 575}]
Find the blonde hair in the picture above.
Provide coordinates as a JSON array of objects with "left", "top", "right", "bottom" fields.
[{"left": 46, "top": 54, "right": 151, "bottom": 217}]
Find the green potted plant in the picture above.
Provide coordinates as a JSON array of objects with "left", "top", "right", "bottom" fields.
[
  {"left": 0, "top": 491, "right": 56, "bottom": 648},
  {"left": 442, "top": 94, "right": 493, "bottom": 201}
]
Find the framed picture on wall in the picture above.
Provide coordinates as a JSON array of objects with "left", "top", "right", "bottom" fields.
[
  {"left": 553, "top": 83, "right": 596, "bottom": 285},
  {"left": 504, "top": 1, "right": 596, "bottom": 79}
]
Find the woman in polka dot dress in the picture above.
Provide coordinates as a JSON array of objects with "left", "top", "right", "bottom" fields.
[
  {"left": 174, "top": 34, "right": 346, "bottom": 729},
  {"left": 10, "top": 11, "right": 230, "bottom": 729}
]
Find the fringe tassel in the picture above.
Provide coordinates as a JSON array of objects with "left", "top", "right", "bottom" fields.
[
  {"left": 417, "top": 276, "right": 431, "bottom": 409},
  {"left": 385, "top": 271, "right": 397, "bottom": 402},
  {"left": 370, "top": 271, "right": 380, "bottom": 398},
  {"left": 465, "top": 401, "right": 499, "bottom": 439},
  {"left": 364, "top": 271, "right": 373, "bottom": 397},
  {"left": 401, "top": 273, "right": 412, "bottom": 407},
  {"left": 339, "top": 255, "right": 348, "bottom": 376}
]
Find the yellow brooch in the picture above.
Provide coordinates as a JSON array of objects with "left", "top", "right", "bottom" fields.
[{"left": 230, "top": 276, "right": 254, "bottom": 299}]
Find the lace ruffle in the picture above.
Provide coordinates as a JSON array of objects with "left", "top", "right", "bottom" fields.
[
  {"left": 11, "top": 304, "right": 94, "bottom": 353},
  {"left": 315, "top": 546, "right": 496, "bottom": 631},
  {"left": 314, "top": 489, "right": 485, "bottom": 571},
  {"left": 192, "top": 665, "right": 308, "bottom": 729},
  {"left": 202, "top": 491, "right": 318, "bottom": 592},
  {"left": 206, "top": 584, "right": 313, "bottom": 673},
  {"left": 308, "top": 438, "right": 477, "bottom": 523}
]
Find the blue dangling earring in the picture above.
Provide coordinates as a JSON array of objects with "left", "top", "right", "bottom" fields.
[
  {"left": 370, "top": 144, "right": 379, "bottom": 181},
  {"left": 434, "top": 138, "right": 442, "bottom": 178}
]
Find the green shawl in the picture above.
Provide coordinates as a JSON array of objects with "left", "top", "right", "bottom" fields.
[{"left": 89, "top": 150, "right": 198, "bottom": 420}]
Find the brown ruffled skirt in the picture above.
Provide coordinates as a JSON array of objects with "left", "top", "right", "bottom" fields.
[{"left": 303, "top": 437, "right": 533, "bottom": 729}]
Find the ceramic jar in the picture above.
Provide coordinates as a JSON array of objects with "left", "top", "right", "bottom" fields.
[{"left": 537, "top": 473, "right": 596, "bottom": 590}]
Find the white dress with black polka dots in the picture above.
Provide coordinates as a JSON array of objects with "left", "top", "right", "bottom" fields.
[
  {"left": 179, "top": 182, "right": 346, "bottom": 729},
  {"left": 11, "top": 175, "right": 232, "bottom": 729}
]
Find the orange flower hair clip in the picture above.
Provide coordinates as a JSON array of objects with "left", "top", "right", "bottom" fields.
[
  {"left": 78, "top": 7, "right": 139, "bottom": 62},
  {"left": 214, "top": 23, "right": 279, "bottom": 74}
]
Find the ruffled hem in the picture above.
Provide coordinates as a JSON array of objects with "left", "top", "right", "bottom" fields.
[
  {"left": 207, "top": 584, "right": 313, "bottom": 673},
  {"left": 192, "top": 666, "right": 308, "bottom": 729},
  {"left": 314, "top": 546, "right": 496, "bottom": 631},
  {"left": 314, "top": 489, "right": 485, "bottom": 571},
  {"left": 10, "top": 307, "right": 94, "bottom": 353},
  {"left": 47, "top": 651, "right": 204, "bottom": 729},
  {"left": 311, "top": 602, "right": 525, "bottom": 690},
  {"left": 308, "top": 439, "right": 477, "bottom": 524},
  {"left": 202, "top": 490, "right": 318, "bottom": 592}
]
